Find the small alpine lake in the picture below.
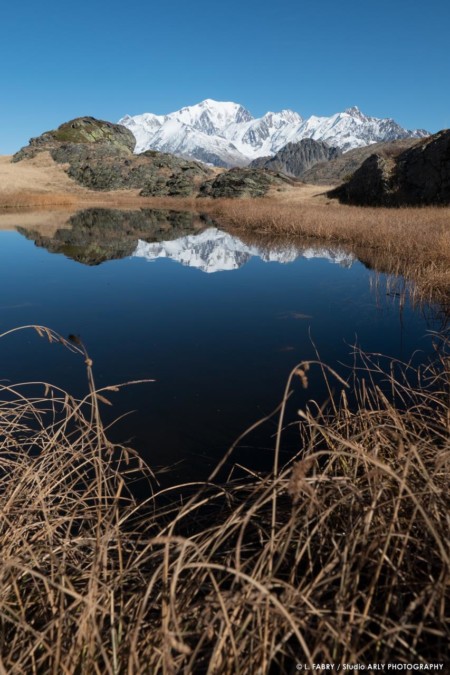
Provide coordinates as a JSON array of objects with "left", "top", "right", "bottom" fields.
[{"left": 0, "top": 208, "right": 444, "bottom": 481}]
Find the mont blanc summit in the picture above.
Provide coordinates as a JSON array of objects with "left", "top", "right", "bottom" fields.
[{"left": 119, "top": 99, "right": 428, "bottom": 167}]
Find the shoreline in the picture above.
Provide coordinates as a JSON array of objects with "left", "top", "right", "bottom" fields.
[{"left": 1, "top": 153, "right": 449, "bottom": 304}]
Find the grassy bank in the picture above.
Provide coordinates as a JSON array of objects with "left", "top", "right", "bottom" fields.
[
  {"left": 207, "top": 196, "right": 450, "bottom": 306},
  {"left": 0, "top": 327, "right": 448, "bottom": 672}
]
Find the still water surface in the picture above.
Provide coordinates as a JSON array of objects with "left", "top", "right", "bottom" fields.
[{"left": 0, "top": 208, "right": 441, "bottom": 480}]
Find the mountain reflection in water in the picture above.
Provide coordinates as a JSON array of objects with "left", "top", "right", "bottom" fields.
[
  {"left": 18, "top": 207, "right": 355, "bottom": 272},
  {"left": 133, "top": 227, "right": 355, "bottom": 273}
]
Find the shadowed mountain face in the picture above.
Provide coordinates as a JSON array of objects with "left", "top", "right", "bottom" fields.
[
  {"left": 18, "top": 209, "right": 212, "bottom": 265},
  {"left": 249, "top": 139, "right": 341, "bottom": 177}
]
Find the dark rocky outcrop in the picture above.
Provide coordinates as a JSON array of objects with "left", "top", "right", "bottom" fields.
[
  {"left": 249, "top": 139, "right": 341, "bottom": 177},
  {"left": 18, "top": 208, "right": 212, "bottom": 265},
  {"left": 54, "top": 144, "right": 211, "bottom": 194},
  {"left": 13, "top": 117, "right": 212, "bottom": 195},
  {"left": 199, "top": 168, "right": 296, "bottom": 199},
  {"left": 329, "top": 130, "right": 450, "bottom": 206},
  {"left": 13, "top": 117, "right": 136, "bottom": 161},
  {"left": 301, "top": 138, "right": 419, "bottom": 185}
]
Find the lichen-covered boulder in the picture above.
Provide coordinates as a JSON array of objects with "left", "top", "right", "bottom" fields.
[{"left": 13, "top": 117, "right": 136, "bottom": 161}]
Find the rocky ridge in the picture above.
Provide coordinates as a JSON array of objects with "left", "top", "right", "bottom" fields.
[
  {"left": 13, "top": 117, "right": 136, "bottom": 161},
  {"left": 199, "top": 168, "right": 296, "bottom": 198}
]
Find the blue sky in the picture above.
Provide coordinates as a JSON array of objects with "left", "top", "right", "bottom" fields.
[{"left": 1, "top": 0, "right": 449, "bottom": 153}]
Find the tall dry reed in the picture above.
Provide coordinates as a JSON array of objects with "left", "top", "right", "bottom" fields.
[{"left": 0, "top": 327, "right": 449, "bottom": 673}]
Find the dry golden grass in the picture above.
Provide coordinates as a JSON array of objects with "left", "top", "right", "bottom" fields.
[
  {"left": 0, "top": 191, "right": 80, "bottom": 208},
  {"left": 0, "top": 190, "right": 205, "bottom": 212},
  {"left": 0, "top": 326, "right": 449, "bottom": 672}
]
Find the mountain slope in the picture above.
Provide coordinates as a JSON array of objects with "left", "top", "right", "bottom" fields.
[
  {"left": 119, "top": 100, "right": 428, "bottom": 167},
  {"left": 291, "top": 106, "right": 427, "bottom": 153}
]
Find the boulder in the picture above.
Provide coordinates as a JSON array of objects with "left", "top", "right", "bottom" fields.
[
  {"left": 13, "top": 117, "right": 136, "bottom": 161},
  {"left": 329, "top": 129, "right": 450, "bottom": 206}
]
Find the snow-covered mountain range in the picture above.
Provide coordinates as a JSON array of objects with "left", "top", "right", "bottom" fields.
[
  {"left": 119, "top": 99, "right": 428, "bottom": 167},
  {"left": 133, "top": 228, "right": 355, "bottom": 273}
]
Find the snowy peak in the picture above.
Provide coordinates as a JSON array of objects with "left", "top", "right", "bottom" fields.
[
  {"left": 173, "top": 99, "right": 253, "bottom": 136},
  {"left": 120, "top": 100, "right": 255, "bottom": 162},
  {"left": 294, "top": 107, "right": 428, "bottom": 152},
  {"left": 344, "top": 106, "right": 364, "bottom": 117},
  {"left": 260, "top": 110, "right": 303, "bottom": 127},
  {"left": 119, "top": 100, "right": 429, "bottom": 166}
]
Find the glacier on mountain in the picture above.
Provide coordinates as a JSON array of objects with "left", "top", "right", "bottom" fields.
[
  {"left": 119, "top": 99, "right": 428, "bottom": 167},
  {"left": 132, "top": 227, "right": 355, "bottom": 273}
]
